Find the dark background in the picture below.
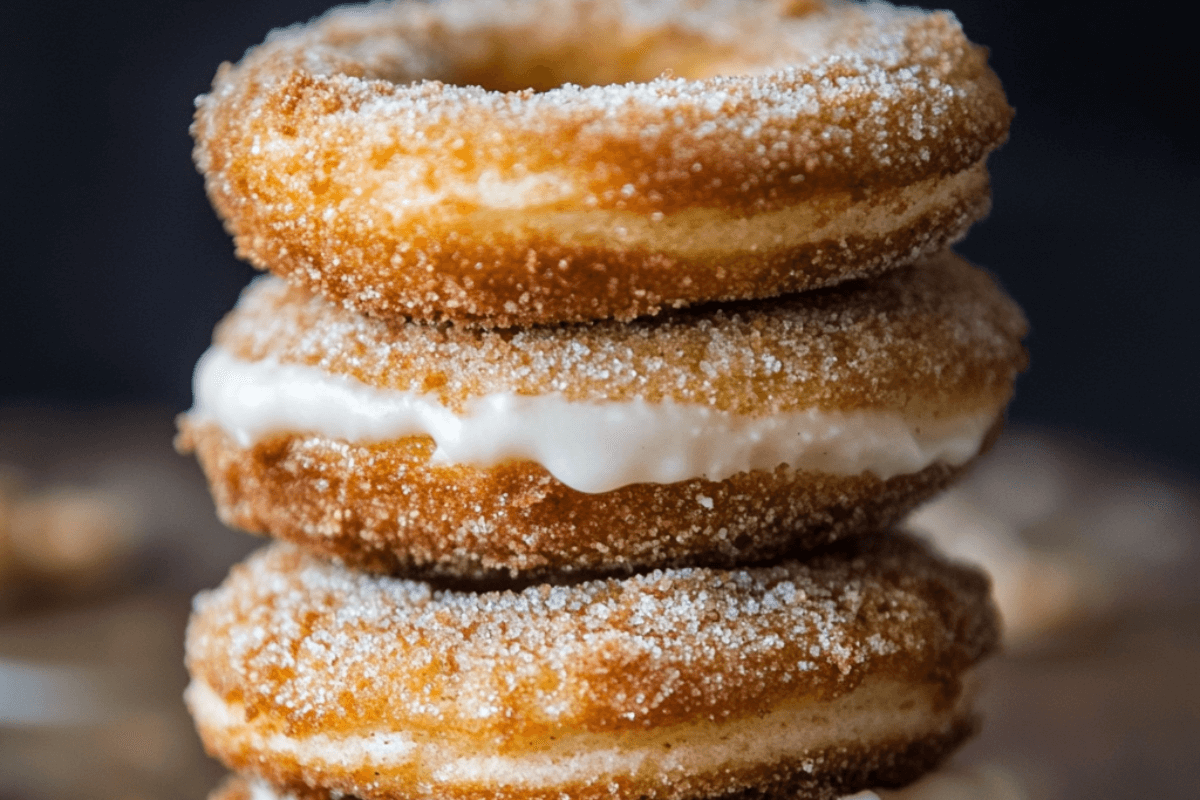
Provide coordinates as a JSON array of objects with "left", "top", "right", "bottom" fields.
[{"left": 3, "top": 1, "right": 1197, "bottom": 473}]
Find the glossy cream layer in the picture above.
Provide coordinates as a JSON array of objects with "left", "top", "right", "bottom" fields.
[{"left": 189, "top": 346, "right": 999, "bottom": 493}]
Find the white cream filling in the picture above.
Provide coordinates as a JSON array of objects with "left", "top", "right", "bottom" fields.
[
  {"left": 190, "top": 346, "right": 997, "bottom": 494},
  {"left": 190, "top": 673, "right": 975, "bottom": 790}
]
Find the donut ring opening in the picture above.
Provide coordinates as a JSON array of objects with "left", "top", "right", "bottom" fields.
[{"left": 334, "top": 0, "right": 809, "bottom": 93}]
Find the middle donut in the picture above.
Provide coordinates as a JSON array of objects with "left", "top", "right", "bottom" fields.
[{"left": 178, "top": 251, "right": 1026, "bottom": 579}]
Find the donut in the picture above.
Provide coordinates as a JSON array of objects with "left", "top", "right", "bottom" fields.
[
  {"left": 176, "top": 251, "right": 1026, "bottom": 579},
  {"left": 185, "top": 533, "right": 1000, "bottom": 800},
  {"left": 208, "top": 762, "right": 1027, "bottom": 800},
  {"left": 193, "top": 0, "right": 1011, "bottom": 326}
]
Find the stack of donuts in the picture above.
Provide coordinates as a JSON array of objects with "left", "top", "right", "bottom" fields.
[{"left": 178, "top": 1, "right": 1027, "bottom": 799}]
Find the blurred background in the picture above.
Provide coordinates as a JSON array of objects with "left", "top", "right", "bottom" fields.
[{"left": 1, "top": 1, "right": 1198, "bottom": 799}]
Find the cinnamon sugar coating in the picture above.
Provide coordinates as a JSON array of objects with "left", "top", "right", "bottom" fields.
[
  {"left": 178, "top": 418, "right": 997, "bottom": 579},
  {"left": 193, "top": 0, "right": 1011, "bottom": 325},
  {"left": 206, "top": 252, "right": 1027, "bottom": 417},
  {"left": 189, "top": 534, "right": 996, "bottom": 736},
  {"left": 187, "top": 534, "right": 996, "bottom": 800},
  {"left": 178, "top": 252, "right": 1024, "bottom": 576}
]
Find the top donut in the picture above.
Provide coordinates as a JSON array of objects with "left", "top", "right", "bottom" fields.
[{"left": 194, "top": 0, "right": 1011, "bottom": 326}]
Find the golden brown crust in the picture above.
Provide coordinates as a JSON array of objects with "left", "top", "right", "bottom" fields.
[
  {"left": 207, "top": 252, "right": 1028, "bottom": 417},
  {"left": 179, "top": 251, "right": 1023, "bottom": 577},
  {"left": 193, "top": 0, "right": 1011, "bottom": 325},
  {"left": 187, "top": 535, "right": 996, "bottom": 800},
  {"left": 178, "top": 417, "right": 999, "bottom": 579},
  {"left": 209, "top": 776, "right": 253, "bottom": 800}
]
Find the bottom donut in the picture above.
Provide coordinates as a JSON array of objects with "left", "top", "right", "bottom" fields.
[
  {"left": 210, "top": 763, "right": 1027, "bottom": 800},
  {"left": 186, "top": 534, "right": 998, "bottom": 800}
]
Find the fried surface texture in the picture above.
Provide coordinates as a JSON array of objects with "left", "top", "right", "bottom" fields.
[
  {"left": 177, "top": 252, "right": 1025, "bottom": 576},
  {"left": 198, "top": 252, "right": 1027, "bottom": 417},
  {"left": 193, "top": 0, "right": 1011, "bottom": 325},
  {"left": 180, "top": 420, "right": 996, "bottom": 579},
  {"left": 187, "top": 534, "right": 998, "bottom": 800}
]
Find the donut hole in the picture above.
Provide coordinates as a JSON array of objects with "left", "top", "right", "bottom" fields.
[
  {"left": 347, "top": 2, "right": 827, "bottom": 93},
  {"left": 441, "top": 30, "right": 747, "bottom": 92},
  {"left": 444, "top": 0, "right": 835, "bottom": 92}
]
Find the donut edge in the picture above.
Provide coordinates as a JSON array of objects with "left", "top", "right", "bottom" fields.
[
  {"left": 193, "top": 0, "right": 1013, "bottom": 325},
  {"left": 196, "top": 692, "right": 980, "bottom": 800},
  {"left": 177, "top": 416, "right": 1002, "bottom": 579},
  {"left": 218, "top": 161, "right": 995, "bottom": 327}
]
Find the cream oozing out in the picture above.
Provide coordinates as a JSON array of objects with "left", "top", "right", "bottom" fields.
[{"left": 189, "top": 346, "right": 998, "bottom": 494}]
